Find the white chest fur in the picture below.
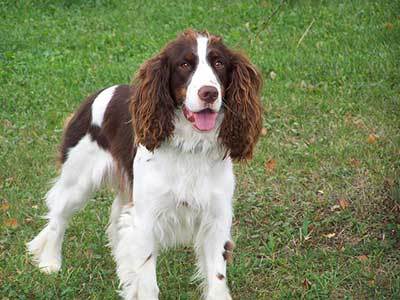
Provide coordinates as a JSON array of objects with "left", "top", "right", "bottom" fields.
[{"left": 133, "top": 144, "right": 235, "bottom": 247}]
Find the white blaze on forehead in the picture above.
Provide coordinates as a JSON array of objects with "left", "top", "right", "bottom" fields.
[
  {"left": 185, "top": 35, "right": 222, "bottom": 112},
  {"left": 197, "top": 36, "right": 209, "bottom": 66},
  {"left": 91, "top": 85, "right": 118, "bottom": 126}
]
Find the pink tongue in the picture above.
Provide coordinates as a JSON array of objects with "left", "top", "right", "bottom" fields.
[{"left": 193, "top": 110, "right": 218, "bottom": 131}]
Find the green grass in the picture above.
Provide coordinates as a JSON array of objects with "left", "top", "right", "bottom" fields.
[{"left": 1, "top": 0, "right": 399, "bottom": 299}]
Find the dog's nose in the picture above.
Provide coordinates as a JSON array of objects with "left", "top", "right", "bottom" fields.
[{"left": 198, "top": 86, "right": 218, "bottom": 103}]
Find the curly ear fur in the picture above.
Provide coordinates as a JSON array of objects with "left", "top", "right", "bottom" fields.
[
  {"left": 130, "top": 54, "right": 175, "bottom": 151},
  {"left": 219, "top": 51, "right": 263, "bottom": 161}
]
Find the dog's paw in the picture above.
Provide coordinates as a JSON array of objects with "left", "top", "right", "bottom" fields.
[
  {"left": 27, "top": 226, "right": 61, "bottom": 274},
  {"left": 206, "top": 284, "right": 232, "bottom": 300},
  {"left": 38, "top": 258, "right": 61, "bottom": 274}
]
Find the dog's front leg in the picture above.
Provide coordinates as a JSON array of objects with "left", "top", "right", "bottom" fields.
[
  {"left": 197, "top": 214, "right": 233, "bottom": 300},
  {"left": 115, "top": 205, "right": 159, "bottom": 300}
]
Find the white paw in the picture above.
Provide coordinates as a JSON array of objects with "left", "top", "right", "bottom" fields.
[
  {"left": 27, "top": 226, "right": 62, "bottom": 274},
  {"left": 206, "top": 285, "right": 232, "bottom": 300},
  {"left": 119, "top": 285, "right": 159, "bottom": 300},
  {"left": 38, "top": 258, "right": 61, "bottom": 274}
]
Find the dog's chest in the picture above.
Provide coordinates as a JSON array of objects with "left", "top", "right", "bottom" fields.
[
  {"left": 135, "top": 146, "right": 232, "bottom": 204},
  {"left": 133, "top": 145, "right": 234, "bottom": 246}
]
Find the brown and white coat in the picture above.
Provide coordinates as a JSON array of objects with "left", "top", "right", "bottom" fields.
[{"left": 27, "top": 29, "right": 263, "bottom": 300}]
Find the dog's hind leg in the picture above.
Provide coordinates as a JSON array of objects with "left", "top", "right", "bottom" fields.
[
  {"left": 27, "top": 134, "right": 113, "bottom": 273},
  {"left": 106, "top": 192, "right": 130, "bottom": 254}
]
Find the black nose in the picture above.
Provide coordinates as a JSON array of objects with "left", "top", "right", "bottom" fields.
[{"left": 198, "top": 86, "right": 218, "bottom": 103}]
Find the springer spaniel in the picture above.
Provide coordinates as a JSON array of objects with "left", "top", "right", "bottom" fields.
[{"left": 27, "top": 29, "right": 262, "bottom": 300}]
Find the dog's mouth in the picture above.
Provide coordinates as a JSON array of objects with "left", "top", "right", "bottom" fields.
[{"left": 182, "top": 106, "right": 218, "bottom": 132}]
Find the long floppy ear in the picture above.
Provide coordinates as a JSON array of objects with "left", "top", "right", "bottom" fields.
[
  {"left": 219, "top": 51, "right": 263, "bottom": 161},
  {"left": 130, "top": 54, "right": 175, "bottom": 151}
]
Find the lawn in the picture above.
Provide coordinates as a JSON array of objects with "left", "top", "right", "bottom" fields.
[{"left": 1, "top": 0, "right": 399, "bottom": 299}]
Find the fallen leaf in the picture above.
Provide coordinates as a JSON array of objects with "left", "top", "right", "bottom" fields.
[
  {"left": 385, "top": 22, "right": 394, "bottom": 30},
  {"left": 367, "top": 134, "right": 378, "bottom": 144},
  {"left": 337, "top": 198, "right": 350, "bottom": 210},
  {"left": 303, "top": 278, "right": 311, "bottom": 289},
  {"left": 4, "top": 218, "right": 18, "bottom": 228},
  {"left": 261, "top": 128, "right": 268, "bottom": 136},
  {"left": 324, "top": 233, "right": 336, "bottom": 238},
  {"left": 353, "top": 118, "right": 367, "bottom": 129},
  {"left": 368, "top": 280, "right": 375, "bottom": 287},
  {"left": 265, "top": 159, "right": 276, "bottom": 172},
  {"left": 1, "top": 201, "right": 10, "bottom": 212},
  {"left": 350, "top": 158, "right": 361, "bottom": 167},
  {"left": 2, "top": 119, "right": 13, "bottom": 128},
  {"left": 269, "top": 71, "right": 277, "bottom": 80},
  {"left": 357, "top": 255, "right": 368, "bottom": 262}
]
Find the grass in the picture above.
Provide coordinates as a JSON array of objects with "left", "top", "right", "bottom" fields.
[{"left": 1, "top": 0, "right": 399, "bottom": 299}]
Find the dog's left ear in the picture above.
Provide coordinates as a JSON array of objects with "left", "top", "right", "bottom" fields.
[{"left": 219, "top": 51, "right": 263, "bottom": 161}]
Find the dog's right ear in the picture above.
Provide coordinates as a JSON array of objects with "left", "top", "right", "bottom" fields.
[{"left": 131, "top": 54, "right": 175, "bottom": 151}]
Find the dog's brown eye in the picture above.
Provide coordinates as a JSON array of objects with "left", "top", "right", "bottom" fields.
[
  {"left": 180, "top": 62, "right": 191, "bottom": 70},
  {"left": 214, "top": 60, "right": 224, "bottom": 69}
]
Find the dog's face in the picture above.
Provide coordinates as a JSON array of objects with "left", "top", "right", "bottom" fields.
[
  {"left": 167, "top": 32, "right": 231, "bottom": 132},
  {"left": 132, "top": 29, "right": 263, "bottom": 160}
]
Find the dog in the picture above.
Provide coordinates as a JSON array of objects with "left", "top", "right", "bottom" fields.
[{"left": 27, "top": 29, "right": 263, "bottom": 300}]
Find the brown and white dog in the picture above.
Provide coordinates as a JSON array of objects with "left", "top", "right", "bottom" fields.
[{"left": 27, "top": 29, "right": 263, "bottom": 299}]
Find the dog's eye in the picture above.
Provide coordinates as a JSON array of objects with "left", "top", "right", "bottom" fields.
[
  {"left": 214, "top": 60, "right": 224, "bottom": 69},
  {"left": 180, "top": 62, "right": 191, "bottom": 70}
]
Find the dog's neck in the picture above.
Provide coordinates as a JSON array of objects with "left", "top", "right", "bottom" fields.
[{"left": 167, "top": 110, "right": 227, "bottom": 159}]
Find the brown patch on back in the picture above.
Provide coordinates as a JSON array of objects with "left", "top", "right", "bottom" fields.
[
  {"left": 216, "top": 273, "right": 225, "bottom": 280},
  {"left": 59, "top": 85, "right": 136, "bottom": 198},
  {"left": 59, "top": 88, "right": 105, "bottom": 164},
  {"left": 102, "top": 85, "right": 136, "bottom": 196},
  {"left": 88, "top": 125, "right": 109, "bottom": 149}
]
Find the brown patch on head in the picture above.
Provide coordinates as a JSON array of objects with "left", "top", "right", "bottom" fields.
[
  {"left": 208, "top": 33, "right": 222, "bottom": 44},
  {"left": 131, "top": 28, "right": 263, "bottom": 160},
  {"left": 216, "top": 273, "right": 225, "bottom": 280},
  {"left": 131, "top": 30, "right": 200, "bottom": 151},
  {"left": 175, "top": 87, "right": 187, "bottom": 103},
  {"left": 180, "top": 28, "right": 198, "bottom": 41}
]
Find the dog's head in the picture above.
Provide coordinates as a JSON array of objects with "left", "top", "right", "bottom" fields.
[{"left": 131, "top": 29, "right": 263, "bottom": 160}]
